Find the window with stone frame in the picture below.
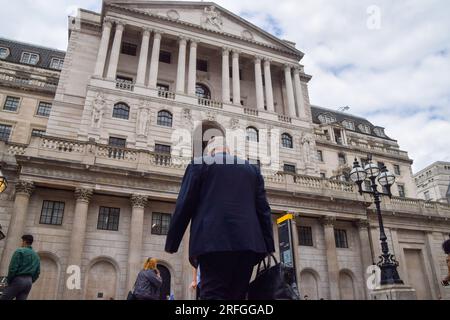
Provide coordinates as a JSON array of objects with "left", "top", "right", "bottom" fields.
[
  {"left": 317, "top": 150, "right": 324, "bottom": 162},
  {"left": 246, "top": 127, "right": 259, "bottom": 142},
  {"left": 338, "top": 153, "right": 347, "bottom": 166},
  {"left": 20, "top": 52, "right": 39, "bottom": 65},
  {"left": 334, "top": 229, "right": 349, "bottom": 248},
  {"left": 155, "top": 144, "right": 171, "bottom": 154},
  {"left": 36, "top": 101, "right": 52, "bottom": 117},
  {"left": 298, "top": 226, "right": 314, "bottom": 247},
  {"left": 283, "top": 164, "right": 296, "bottom": 174},
  {"left": 157, "top": 110, "right": 173, "bottom": 127},
  {"left": 0, "top": 124, "right": 12, "bottom": 141},
  {"left": 342, "top": 120, "right": 355, "bottom": 131},
  {"left": 398, "top": 184, "right": 406, "bottom": 198},
  {"left": 318, "top": 113, "right": 336, "bottom": 124},
  {"left": 40, "top": 201, "right": 65, "bottom": 225},
  {"left": 394, "top": 164, "right": 401, "bottom": 176},
  {"left": 112, "top": 103, "right": 130, "bottom": 120},
  {"left": 3, "top": 96, "right": 20, "bottom": 112},
  {"left": 0, "top": 47, "right": 10, "bottom": 59},
  {"left": 159, "top": 51, "right": 171, "bottom": 64},
  {"left": 358, "top": 124, "right": 371, "bottom": 134},
  {"left": 108, "top": 137, "right": 126, "bottom": 148},
  {"left": 281, "top": 133, "right": 293, "bottom": 149},
  {"left": 50, "top": 58, "right": 64, "bottom": 70},
  {"left": 97, "top": 207, "right": 120, "bottom": 231},
  {"left": 151, "top": 212, "right": 171, "bottom": 235}
]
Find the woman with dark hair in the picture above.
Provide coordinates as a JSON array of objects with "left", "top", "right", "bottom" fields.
[{"left": 442, "top": 236, "right": 450, "bottom": 286}]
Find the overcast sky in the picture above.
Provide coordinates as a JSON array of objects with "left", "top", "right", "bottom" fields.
[{"left": 0, "top": 0, "right": 449, "bottom": 172}]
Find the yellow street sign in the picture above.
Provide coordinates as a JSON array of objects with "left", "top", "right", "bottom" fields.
[{"left": 277, "top": 213, "right": 294, "bottom": 225}]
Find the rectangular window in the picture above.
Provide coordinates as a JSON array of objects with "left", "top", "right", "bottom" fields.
[
  {"left": 159, "top": 51, "right": 171, "bottom": 64},
  {"left": 157, "top": 83, "right": 170, "bottom": 91},
  {"left": 0, "top": 124, "right": 12, "bottom": 141},
  {"left": 109, "top": 137, "right": 126, "bottom": 148},
  {"left": 398, "top": 185, "right": 406, "bottom": 198},
  {"left": 20, "top": 52, "right": 39, "bottom": 65},
  {"left": 298, "top": 226, "right": 313, "bottom": 247},
  {"left": 317, "top": 150, "right": 324, "bottom": 162},
  {"left": 334, "top": 229, "right": 349, "bottom": 248},
  {"left": 197, "top": 59, "right": 208, "bottom": 72},
  {"left": 394, "top": 165, "right": 401, "bottom": 176},
  {"left": 31, "top": 129, "right": 45, "bottom": 137},
  {"left": 121, "top": 42, "right": 137, "bottom": 56},
  {"left": 36, "top": 101, "right": 52, "bottom": 117},
  {"left": 155, "top": 144, "right": 171, "bottom": 154},
  {"left": 151, "top": 212, "right": 172, "bottom": 235},
  {"left": 97, "top": 207, "right": 120, "bottom": 231},
  {"left": 50, "top": 58, "right": 64, "bottom": 70},
  {"left": 3, "top": 96, "right": 20, "bottom": 112},
  {"left": 40, "top": 201, "right": 65, "bottom": 225},
  {"left": 283, "top": 164, "right": 296, "bottom": 174},
  {"left": 338, "top": 153, "right": 347, "bottom": 166}
]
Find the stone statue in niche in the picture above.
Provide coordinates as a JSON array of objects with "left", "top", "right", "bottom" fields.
[
  {"left": 202, "top": 6, "right": 223, "bottom": 30},
  {"left": 137, "top": 106, "right": 150, "bottom": 136},
  {"left": 91, "top": 93, "right": 106, "bottom": 129},
  {"left": 301, "top": 133, "right": 314, "bottom": 164}
]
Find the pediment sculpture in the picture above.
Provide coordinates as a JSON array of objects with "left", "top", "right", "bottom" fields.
[
  {"left": 91, "top": 93, "right": 106, "bottom": 129},
  {"left": 202, "top": 6, "right": 223, "bottom": 30}
]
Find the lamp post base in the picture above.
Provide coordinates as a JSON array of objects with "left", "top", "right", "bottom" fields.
[{"left": 370, "top": 284, "right": 417, "bottom": 300}]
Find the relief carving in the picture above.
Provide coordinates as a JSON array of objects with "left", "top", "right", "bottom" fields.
[
  {"left": 137, "top": 103, "right": 151, "bottom": 137},
  {"left": 91, "top": 92, "right": 106, "bottom": 129},
  {"left": 202, "top": 6, "right": 223, "bottom": 30}
]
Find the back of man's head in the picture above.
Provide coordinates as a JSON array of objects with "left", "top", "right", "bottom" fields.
[
  {"left": 206, "top": 136, "right": 230, "bottom": 156},
  {"left": 21, "top": 234, "right": 33, "bottom": 246}
]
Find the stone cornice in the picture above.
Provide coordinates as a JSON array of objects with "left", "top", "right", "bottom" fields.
[{"left": 105, "top": 3, "right": 303, "bottom": 60}]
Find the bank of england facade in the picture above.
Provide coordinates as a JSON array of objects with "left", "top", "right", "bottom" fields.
[{"left": 0, "top": 1, "right": 449, "bottom": 300}]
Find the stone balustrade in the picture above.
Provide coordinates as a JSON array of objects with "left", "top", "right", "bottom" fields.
[
  {"left": 198, "top": 98, "right": 223, "bottom": 109},
  {"left": 158, "top": 90, "right": 176, "bottom": 100},
  {"left": 278, "top": 115, "right": 292, "bottom": 123},
  {"left": 244, "top": 108, "right": 259, "bottom": 117},
  {"left": 115, "top": 79, "right": 134, "bottom": 91},
  {"left": 0, "top": 72, "right": 58, "bottom": 93}
]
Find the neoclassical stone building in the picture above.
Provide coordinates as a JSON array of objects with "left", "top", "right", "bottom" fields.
[{"left": 0, "top": 1, "right": 449, "bottom": 300}]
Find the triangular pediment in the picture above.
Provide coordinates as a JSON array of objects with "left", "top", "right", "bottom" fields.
[{"left": 104, "top": 1, "right": 302, "bottom": 57}]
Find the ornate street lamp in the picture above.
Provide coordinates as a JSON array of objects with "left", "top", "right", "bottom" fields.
[
  {"left": 350, "top": 155, "right": 404, "bottom": 286},
  {"left": 0, "top": 168, "right": 7, "bottom": 240}
]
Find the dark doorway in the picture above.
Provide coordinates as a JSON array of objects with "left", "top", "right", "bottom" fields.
[
  {"left": 193, "top": 121, "right": 225, "bottom": 158},
  {"left": 158, "top": 264, "right": 171, "bottom": 300}
]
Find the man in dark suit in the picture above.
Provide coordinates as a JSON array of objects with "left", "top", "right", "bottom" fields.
[{"left": 165, "top": 137, "right": 275, "bottom": 300}]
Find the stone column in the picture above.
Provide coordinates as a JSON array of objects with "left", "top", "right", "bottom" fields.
[
  {"left": 148, "top": 30, "right": 162, "bottom": 88},
  {"left": 222, "top": 47, "right": 231, "bottom": 103},
  {"left": 356, "top": 219, "right": 374, "bottom": 299},
  {"left": 321, "top": 216, "right": 340, "bottom": 300},
  {"left": 187, "top": 39, "right": 198, "bottom": 96},
  {"left": 176, "top": 37, "right": 187, "bottom": 93},
  {"left": 284, "top": 64, "right": 297, "bottom": 117},
  {"left": 0, "top": 181, "right": 34, "bottom": 275},
  {"left": 63, "top": 188, "right": 93, "bottom": 300},
  {"left": 232, "top": 50, "right": 241, "bottom": 105},
  {"left": 263, "top": 59, "right": 275, "bottom": 112},
  {"left": 136, "top": 28, "right": 151, "bottom": 86},
  {"left": 106, "top": 21, "right": 125, "bottom": 80},
  {"left": 293, "top": 67, "right": 307, "bottom": 118},
  {"left": 127, "top": 194, "right": 148, "bottom": 291},
  {"left": 290, "top": 215, "right": 302, "bottom": 289},
  {"left": 254, "top": 57, "right": 265, "bottom": 110},
  {"left": 94, "top": 18, "right": 113, "bottom": 78}
]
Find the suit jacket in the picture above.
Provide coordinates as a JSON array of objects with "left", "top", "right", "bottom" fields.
[{"left": 165, "top": 153, "right": 275, "bottom": 267}]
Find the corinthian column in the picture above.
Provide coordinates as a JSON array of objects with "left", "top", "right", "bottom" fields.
[
  {"left": 0, "top": 181, "right": 35, "bottom": 275},
  {"left": 94, "top": 18, "right": 113, "bottom": 78},
  {"left": 148, "top": 30, "right": 162, "bottom": 88},
  {"left": 187, "top": 39, "right": 198, "bottom": 96},
  {"left": 126, "top": 194, "right": 148, "bottom": 291},
  {"left": 321, "top": 216, "right": 340, "bottom": 300},
  {"left": 176, "top": 37, "right": 187, "bottom": 93},
  {"left": 254, "top": 57, "right": 264, "bottom": 110},
  {"left": 284, "top": 64, "right": 297, "bottom": 117},
  {"left": 222, "top": 47, "right": 231, "bottom": 103},
  {"left": 263, "top": 59, "right": 274, "bottom": 112},
  {"left": 136, "top": 28, "right": 151, "bottom": 86},
  {"left": 63, "top": 188, "right": 93, "bottom": 300},
  {"left": 106, "top": 21, "right": 125, "bottom": 80},
  {"left": 293, "top": 67, "right": 307, "bottom": 118},
  {"left": 356, "top": 219, "right": 374, "bottom": 300},
  {"left": 232, "top": 51, "right": 241, "bottom": 105}
]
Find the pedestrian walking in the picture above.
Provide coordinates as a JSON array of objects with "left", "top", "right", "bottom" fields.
[{"left": 129, "top": 257, "right": 163, "bottom": 300}]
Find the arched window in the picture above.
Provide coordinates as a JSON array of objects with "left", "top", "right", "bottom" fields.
[
  {"left": 196, "top": 83, "right": 211, "bottom": 100},
  {"left": 112, "top": 102, "right": 130, "bottom": 120},
  {"left": 157, "top": 110, "right": 173, "bottom": 127},
  {"left": 281, "top": 133, "right": 293, "bottom": 149},
  {"left": 246, "top": 127, "right": 259, "bottom": 142}
]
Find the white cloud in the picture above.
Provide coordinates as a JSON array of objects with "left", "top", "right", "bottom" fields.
[{"left": 0, "top": 0, "right": 448, "bottom": 171}]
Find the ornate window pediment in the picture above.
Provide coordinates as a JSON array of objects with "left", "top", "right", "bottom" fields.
[{"left": 318, "top": 113, "right": 336, "bottom": 124}]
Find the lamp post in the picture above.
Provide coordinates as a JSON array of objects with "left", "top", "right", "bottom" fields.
[
  {"left": 0, "top": 167, "right": 7, "bottom": 240},
  {"left": 350, "top": 155, "right": 403, "bottom": 286}
]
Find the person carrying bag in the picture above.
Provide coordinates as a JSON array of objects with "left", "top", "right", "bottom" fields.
[
  {"left": 248, "top": 254, "right": 300, "bottom": 300},
  {"left": 127, "top": 257, "right": 162, "bottom": 301}
]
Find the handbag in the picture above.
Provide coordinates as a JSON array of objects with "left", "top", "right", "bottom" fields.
[
  {"left": 248, "top": 254, "right": 300, "bottom": 300},
  {"left": 127, "top": 279, "right": 138, "bottom": 300}
]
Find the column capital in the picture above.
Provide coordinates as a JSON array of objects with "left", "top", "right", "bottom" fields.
[
  {"left": 15, "top": 181, "right": 34, "bottom": 197},
  {"left": 103, "top": 18, "right": 114, "bottom": 28},
  {"left": 178, "top": 36, "right": 188, "bottom": 44},
  {"left": 232, "top": 50, "right": 241, "bottom": 57},
  {"left": 142, "top": 28, "right": 152, "bottom": 37},
  {"left": 222, "top": 47, "right": 231, "bottom": 55},
  {"left": 284, "top": 63, "right": 294, "bottom": 71},
  {"left": 254, "top": 56, "right": 264, "bottom": 64},
  {"left": 131, "top": 194, "right": 148, "bottom": 209},
  {"left": 189, "top": 38, "right": 199, "bottom": 47},
  {"left": 355, "top": 219, "right": 370, "bottom": 229},
  {"left": 321, "top": 216, "right": 336, "bottom": 227},
  {"left": 112, "top": 19, "right": 126, "bottom": 30},
  {"left": 264, "top": 58, "right": 273, "bottom": 64},
  {"left": 75, "top": 188, "right": 94, "bottom": 203},
  {"left": 153, "top": 30, "right": 163, "bottom": 39}
]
